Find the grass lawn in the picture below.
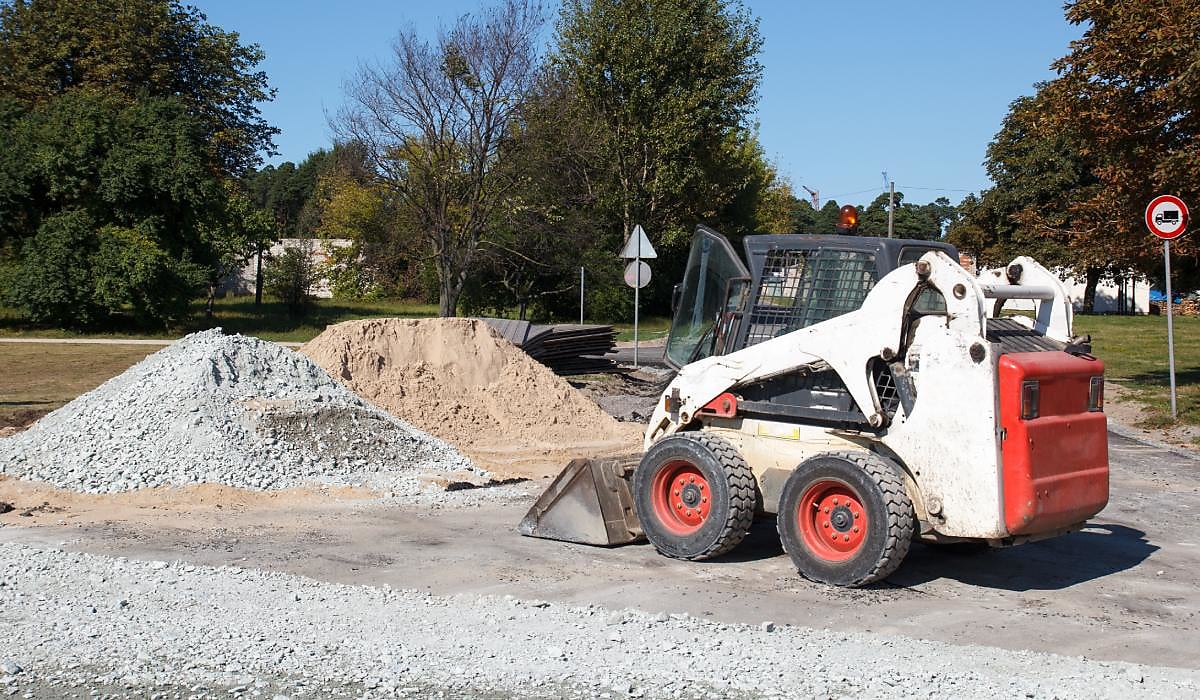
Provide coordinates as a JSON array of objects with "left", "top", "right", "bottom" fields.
[
  {"left": 613, "top": 316, "right": 671, "bottom": 342},
  {"left": 0, "top": 297, "right": 441, "bottom": 343},
  {"left": 4, "top": 296, "right": 1193, "bottom": 431},
  {"left": 0, "top": 297, "right": 659, "bottom": 343},
  {"left": 1076, "top": 314, "right": 1200, "bottom": 428},
  {"left": 0, "top": 343, "right": 158, "bottom": 427}
]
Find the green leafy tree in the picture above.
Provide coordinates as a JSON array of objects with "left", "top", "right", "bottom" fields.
[
  {"left": 3, "top": 91, "right": 225, "bottom": 327},
  {"left": 947, "top": 92, "right": 1108, "bottom": 308},
  {"left": 263, "top": 243, "right": 318, "bottom": 316},
  {"left": 243, "top": 149, "right": 331, "bottom": 238},
  {"left": 554, "top": 0, "right": 763, "bottom": 251},
  {"left": 0, "top": 0, "right": 276, "bottom": 176},
  {"left": 856, "top": 192, "right": 955, "bottom": 240},
  {"left": 957, "top": 1, "right": 1200, "bottom": 305},
  {"left": 92, "top": 222, "right": 207, "bottom": 326},
  {"left": 0, "top": 1, "right": 280, "bottom": 327},
  {"left": 791, "top": 199, "right": 819, "bottom": 234},
  {"left": 10, "top": 209, "right": 101, "bottom": 325},
  {"left": 540, "top": 0, "right": 764, "bottom": 317},
  {"left": 201, "top": 184, "right": 275, "bottom": 315}
]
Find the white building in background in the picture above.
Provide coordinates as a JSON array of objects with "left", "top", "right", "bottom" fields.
[
  {"left": 220, "top": 238, "right": 352, "bottom": 299},
  {"left": 965, "top": 255, "right": 1149, "bottom": 314}
]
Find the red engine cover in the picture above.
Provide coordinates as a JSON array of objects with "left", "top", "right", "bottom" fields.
[{"left": 998, "top": 352, "right": 1109, "bottom": 536}]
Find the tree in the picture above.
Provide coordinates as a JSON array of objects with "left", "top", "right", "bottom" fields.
[
  {"left": 553, "top": 0, "right": 763, "bottom": 252},
  {"left": 243, "top": 149, "right": 332, "bottom": 238},
  {"left": 311, "top": 143, "right": 426, "bottom": 300},
  {"left": 1014, "top": 1, "right": 1200, "bottom": 296},
  {"left": 856, "top": 192, "right": 955, "bottom": 240},
  {"left": 0, "top": 0, "right": 277, "bottom": 176},
  {"left": 947, "top": 92, "right": 1109, "bottom": 308},
  {"left": 263, "top": 242, "right": 318, "bottom": 316},
  {"left": 2, "top": 91, "right": 229, "bottom": 327},
  {"left": 0, "top": 0, "right": 280, "bottom": 327},
  {"left": 337, "top": 0, "right": 544, "bottom": 316},
  {"left": 201, "top": 184, "right": 275, "bottom": 316},
  {"left": 461, "top": 70, "right": 603, "bottom": 319}
]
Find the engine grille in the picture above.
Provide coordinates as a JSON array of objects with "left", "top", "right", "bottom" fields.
[{"left": 872, "top": 361, "right": 900, "bottom": 418}]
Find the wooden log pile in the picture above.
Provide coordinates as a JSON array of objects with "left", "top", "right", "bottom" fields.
[{"left": 1149, "top": 300, "right": 1200, "bottom": 316}]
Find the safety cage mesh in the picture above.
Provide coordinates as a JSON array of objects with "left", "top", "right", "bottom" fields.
[{"left": 743, "top": 248, "right": 877, "bottom": 347}]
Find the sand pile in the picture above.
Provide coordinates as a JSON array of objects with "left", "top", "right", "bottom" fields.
[
  {"left": 0, "top": 329, "right": 475, "bottom": 494},
  {"left": 301, "top": 318, "right": 642, "bottom": 475}
]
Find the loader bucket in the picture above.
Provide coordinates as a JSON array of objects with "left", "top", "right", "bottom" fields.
[{"left": 517, "top": 454, "right": 644, "bottom": 546}]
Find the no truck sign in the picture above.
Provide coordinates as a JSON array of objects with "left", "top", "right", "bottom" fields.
[
  {"left": 1146, "top": 194, "right": 1189, "bottom": 419},
  {"left": 1146, "top": 195, "right": 1189, "bottom": 240}
]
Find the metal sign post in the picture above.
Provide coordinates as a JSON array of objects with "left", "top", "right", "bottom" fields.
[
  {"left": 1165, "top": 239, "right": 1177, "bottom": 418},
  {"left": 1146, "top": 194, "right": 1190, "bottom": 420},
  {"left": 619, "top": 224, "right": 656, "bottom": 368}
]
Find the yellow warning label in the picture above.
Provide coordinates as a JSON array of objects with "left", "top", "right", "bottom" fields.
[{"left": 756, "top": 422, "right": 800, "bottom": 440}]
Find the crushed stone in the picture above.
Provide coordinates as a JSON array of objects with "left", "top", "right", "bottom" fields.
[
  {"left": 1, "top": 543, "right": 1197, "bottom": 699},
  {"left": 0, "top": 329, "right": 475, "bottom": 494}
]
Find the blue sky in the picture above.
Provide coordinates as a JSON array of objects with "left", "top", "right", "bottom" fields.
[{"left": 199, "top": 0, "right": 1082, "bottom": 206}]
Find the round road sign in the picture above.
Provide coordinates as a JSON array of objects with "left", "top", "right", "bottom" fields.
[
  {"left": 1146, "top": 195, "right": 1189, "bottom": 240},
  {"left": 623, "top": 260, "right": 651, "bottom": 289}
]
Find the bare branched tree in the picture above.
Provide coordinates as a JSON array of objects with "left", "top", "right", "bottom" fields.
[{"left": 337, "top": 0, "right": 544, "bottom": 316}]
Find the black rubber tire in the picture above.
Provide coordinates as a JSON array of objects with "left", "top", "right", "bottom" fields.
[
  {"left": 777, "top": 451, "right": 914, "bottom": 587},
  {"left": 633, "top": 432, "right": 756, "bottom": 561}
]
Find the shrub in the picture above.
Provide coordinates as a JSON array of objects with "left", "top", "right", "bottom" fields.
[
  {"left": 10, "top": 210, "right": 102, "bottom": 327},
  {"left": 263, "top": 242, "right": 319, "bottom": 315}
]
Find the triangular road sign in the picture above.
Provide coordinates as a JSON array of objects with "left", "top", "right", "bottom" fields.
[{"left": 618, "top": 224, "right": 657, "bottom": 259}]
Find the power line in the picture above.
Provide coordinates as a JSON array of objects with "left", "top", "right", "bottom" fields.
[
  {"left": 819, "top": 187, "right": 883, "bottom": 202},
  {"left": 897, "top": 185, "right": 975, "bottom": 193}
]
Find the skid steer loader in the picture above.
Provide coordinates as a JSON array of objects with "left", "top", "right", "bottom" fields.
[{"left": 519, "top": 225, "right": 1109, "bottom": 587}]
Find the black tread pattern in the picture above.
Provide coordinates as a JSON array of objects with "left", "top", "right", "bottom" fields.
[
  {"left": 684, "top": 431, "right": 756, "bottom": 560},
  {"left": 779, "top": 450, "right": 914, "bottom": 587}
]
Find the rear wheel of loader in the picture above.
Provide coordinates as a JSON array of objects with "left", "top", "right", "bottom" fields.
[
  {"left": 633, "top": 432, "right": 755, "bottom": 561},
  {"left": 778, "top": 451, "right": 914, "bottom": 587}
]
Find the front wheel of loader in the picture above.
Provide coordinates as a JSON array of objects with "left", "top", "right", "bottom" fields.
[
  {"left": 633, "top": 432, "right": 755, "bottom": 561},
  {"left": 778, "top": 451, "right": 914, "bottom": 587}
]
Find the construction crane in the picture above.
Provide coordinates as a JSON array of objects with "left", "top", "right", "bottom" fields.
[{"left": 801, "top": 185, "right": 819, "bottom": 209}]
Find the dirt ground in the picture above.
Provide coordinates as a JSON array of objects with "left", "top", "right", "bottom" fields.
[
  {"left": 1106, "top": 380, "right": 1200, "bottom": 448},
  {"left": 2, "top": 430, "right": 1197, "bottom": 671},
  {"left": 2, "top": 339, "right": 1198, "bottom": 677},
  {"left": 0, "top": 343, "right": 158, "bottom": 431}
]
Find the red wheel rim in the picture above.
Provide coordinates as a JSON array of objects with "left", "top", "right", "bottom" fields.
[
  {"left": 650, "top": 460, "right": 713, "bottom": 535},
  {"left": 797, "top": 479, "right": 868, "bottom": 562}
]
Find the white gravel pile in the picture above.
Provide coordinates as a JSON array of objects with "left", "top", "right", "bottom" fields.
[
  {"left": 0, "top": 329, "right": 475, "bottom": 494},
  {"left": 0, "top": 544, "right": 1196, "bottom": 699}
]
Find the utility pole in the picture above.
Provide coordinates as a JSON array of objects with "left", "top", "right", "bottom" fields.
[
  {"left": 801, "top": 185, "right": 819, "bottom": 210},
  {"left": 887, "top": 180, "right": 895, "bottom": 238}
]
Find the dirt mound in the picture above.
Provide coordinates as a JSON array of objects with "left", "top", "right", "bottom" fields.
[{"left": 301, "top": 318, "right": 642, "bottom": 476}]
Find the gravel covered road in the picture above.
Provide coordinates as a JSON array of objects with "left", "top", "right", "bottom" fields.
[{"left": 1, "top": 542, "right": 1197, "bottom": 700}]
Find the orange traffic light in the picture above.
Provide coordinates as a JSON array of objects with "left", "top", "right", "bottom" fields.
[{"left": 837, "top": 205, "right": 859, "bottom": 230}]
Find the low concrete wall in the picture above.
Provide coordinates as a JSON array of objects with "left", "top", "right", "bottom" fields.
[{"left": 220, "top": 238, "right": 352, "bottom": 299}]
